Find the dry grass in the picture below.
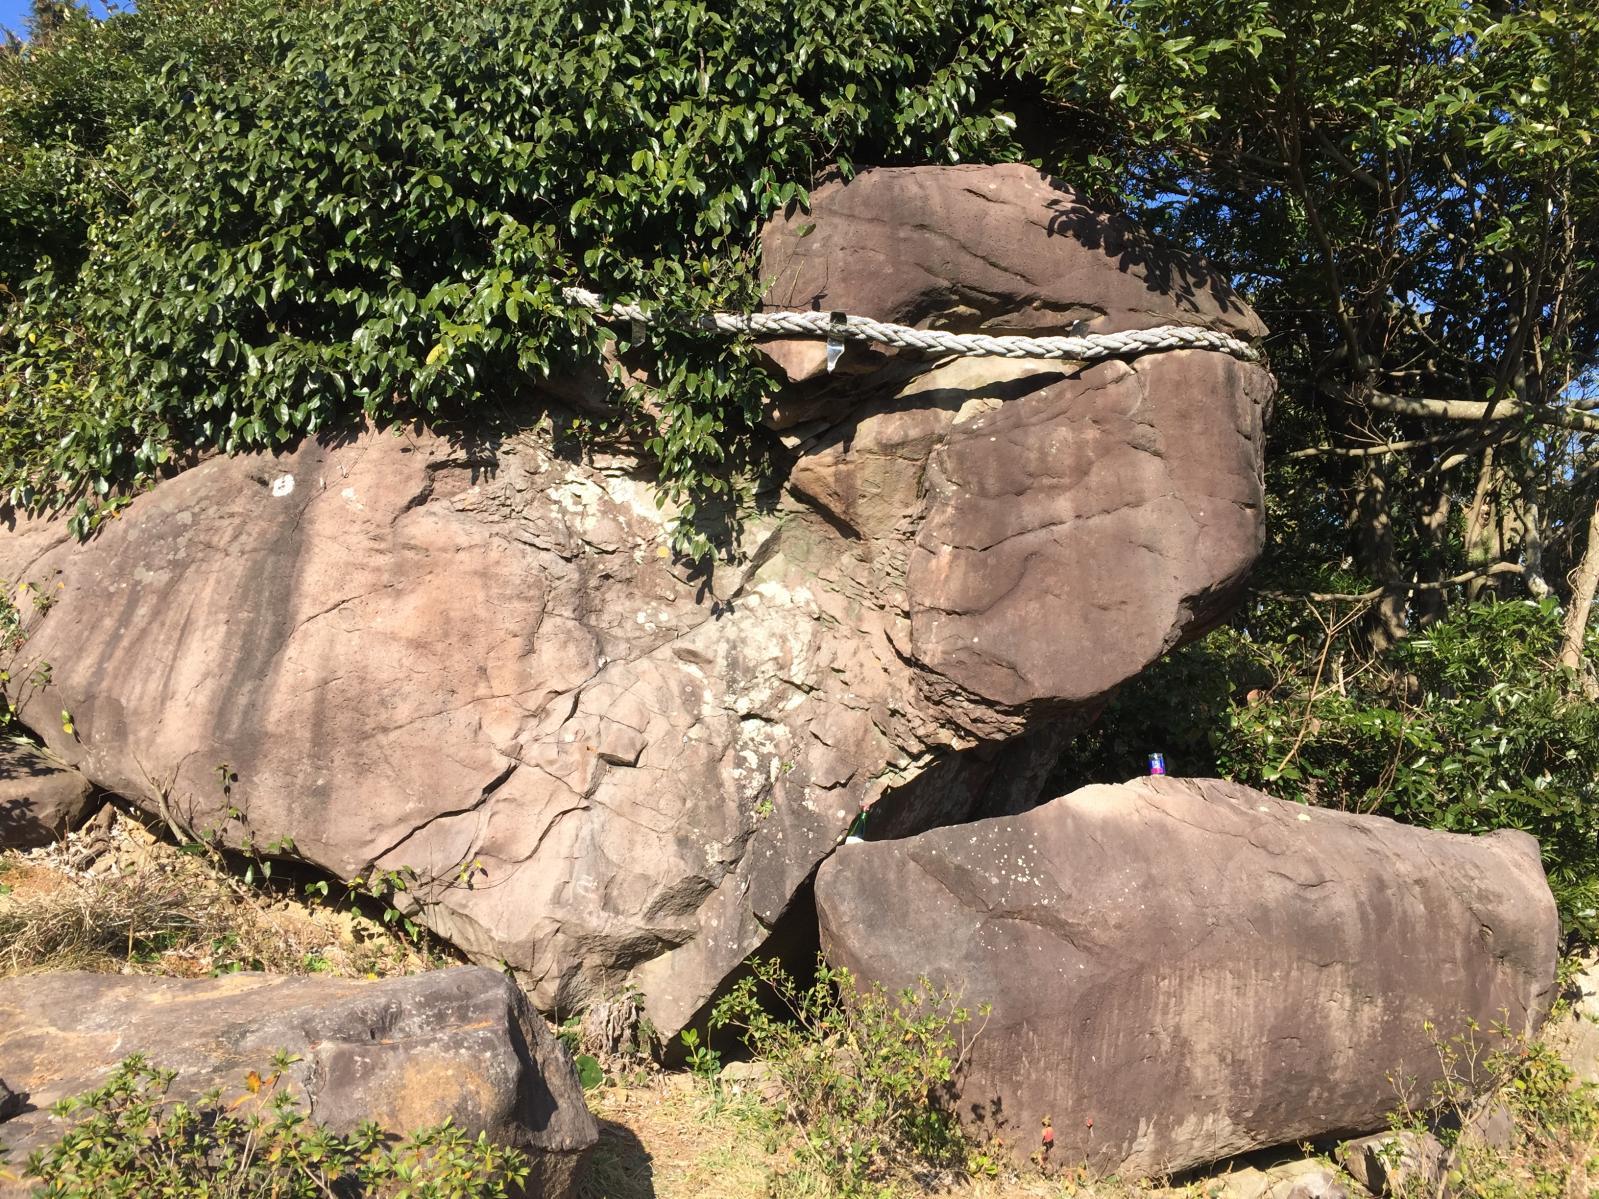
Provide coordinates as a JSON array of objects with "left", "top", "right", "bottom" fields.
[
  {"left": 582, "top": 1072, "right": 1197, "bottom": 1199},
  {"left": 580, "top": 1064, "right": 1594, "bottom": 1199},
  {"left": 0, "top": 807, "right": 446, "bottom": 980},
  {"left": 584, "top": 1075, "right": 808, "bottom": 1199}
]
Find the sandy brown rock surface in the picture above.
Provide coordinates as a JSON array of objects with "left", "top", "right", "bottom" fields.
[
  {"left": 0, "top": 164, "right": 1272, "bottom": 1036},
  {"left": 816, "top": 776, "right": 1560, "bottom": 1178}
]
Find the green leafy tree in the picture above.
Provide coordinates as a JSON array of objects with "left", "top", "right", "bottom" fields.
[
  {"left": 1027, "top": 0, "right": 1599, "bottom": 932},
  {"left": 0, "top": 0, "right": 1029, "bottom": 551},
  {"left": 1026, "top": 0, "right": 1599, "bottom": 654}
]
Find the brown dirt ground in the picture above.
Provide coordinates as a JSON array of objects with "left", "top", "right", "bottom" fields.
[{"left": 579, "top": 1069, "right": 1325, "bottom": 1199}]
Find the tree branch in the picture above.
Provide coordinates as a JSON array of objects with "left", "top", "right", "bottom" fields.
[
  {"left": 1558, "top": 498, "right": 1599, "bottom": 692},
  {"left": 1286, "top": 430, "right": 1474, "bottom": 459},
  {"left": 1262, "top": 562, "right": 1525, "bottom": 604},
  {"left": 1367, "top": 392, "right": 1599, "bottom": 434}
]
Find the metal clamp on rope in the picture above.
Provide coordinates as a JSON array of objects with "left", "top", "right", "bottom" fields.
[{"left": 825, "top": 311, "right": 848, "bottom": 373}]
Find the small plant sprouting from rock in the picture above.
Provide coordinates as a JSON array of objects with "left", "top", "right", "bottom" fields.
[
  {"left": 0, "top": 577, "right": 57, "bottom": 736},
  {"left": 13, "top": 1053, "right": 530, "bottom": 1199},
  {"left": 350, "top": 866, "right": 427, "bottom": 944},
  {"left": 708, "top": 956, "right": 989, "bottom": 1197}
]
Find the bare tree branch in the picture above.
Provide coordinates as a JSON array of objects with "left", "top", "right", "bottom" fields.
[
  {"left": 1262, "top": 561, "right": 1526, "bottom": 604},
  {"left": 1286, "top": 430, "right": 1473, "bottom": 459},
  {"left": 1367, "top": 392, "right": 1599, "bottom": 434},
  {"left": 1558, "top": 499, "right": 1599, "bottom": 693}
]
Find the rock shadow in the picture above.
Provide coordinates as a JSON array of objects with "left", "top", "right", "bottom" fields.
[
  {"left": 1040, "top": 176, "right": 1255, "bottom": 325},
  {"left": 0, "top": 741, "right": 88, "bottom": 848},
  {"left": 0, "top": 748, "right": 57, "bottom": 841},
  {"left": 581, "top": 1119, "right": 655, "bottom": 1199}
]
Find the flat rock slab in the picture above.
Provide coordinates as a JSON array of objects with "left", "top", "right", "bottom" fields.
[
  {"left": 0, "top": 742, "right": 93, "bottom": 849},
  {"left": 0, "top": 967, "right": 597, "bottom": 1198},
  {"left": 815, "top": 777, "right": 1560, "bottom": 1179}
]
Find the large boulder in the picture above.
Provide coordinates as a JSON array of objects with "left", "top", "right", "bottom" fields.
[
  {"left": 0, "top": 967, "right": 597, "bottom": 1198},
  {"left": 814, "top": 776, "right": 1560, "bottom": 1178},
  {"left": 757, "top": 162, "right": 1264, "bottom": 385},
  {"left": 0, "top": 741, "right": 93, "bottom": 849},
  {"left": 0, "top": 164, "right": 1272, "bottom": 1035}
]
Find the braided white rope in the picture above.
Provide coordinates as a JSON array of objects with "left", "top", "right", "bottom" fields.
[{"left": 562, "top": 286, "right": 1259, "bottom": 364}]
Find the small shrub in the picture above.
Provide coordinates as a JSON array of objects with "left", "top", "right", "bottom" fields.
[
  {"left": 709, "top": 956, "right": 987, "bottom": 1197},
  {"left": 0, "top": 576, "right": 56, "bottom": 734},
  {"left": 1386, "top": 1018, "right": 1598, "bottom": 1198},
  {"left": 678, "top": 1027, "right": 722, "bottom": 1082},
  {"left": 13, "top": 1054, "right": 529, "bottom": 1198}
]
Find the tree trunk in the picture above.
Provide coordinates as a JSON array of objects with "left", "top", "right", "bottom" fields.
[
  {"left": 1464, "top": 446, "right": 1508, "bottom": 602},
  {"left": 1414, "top": 474, "right": 1453, "bottom": 628},
  {"left": 1350, "top": 459, "right": 1406, "bottom": 651},
  {"left": 1558, "top": 498, "right": 1599, "bottom": 695}
]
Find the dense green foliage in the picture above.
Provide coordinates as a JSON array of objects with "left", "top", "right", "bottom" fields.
[
  {"left": 0, "top": 0, "right": 1025, "bottom": 545},
  {"left": 4, "top": 1055, "right": 529, "bottom": 1198},
  {"left": 1025, "top": 0, "right": 1599, "bottom": 632},
  {"left": 1023, "top": 0, "right": 1599, "bottom": 936}
]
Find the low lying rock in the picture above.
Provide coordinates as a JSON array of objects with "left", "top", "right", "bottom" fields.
[
  {"left": 718, "top": 1059, "right": 786, "bottom": 1106},
  {"left": 815, "top": 776, "right": 1560, "bottom": 1179},
  {"left": 1211, "top": 1159, "right": 1354, "bottom": 1199},
  {"left": 1336, "top": 1130, "right": 1446, "bottom": 1198},
  {"left": 0, "top": 967, "right": 597, "bottom": 1197},
  {"left": 1549, "top": 952, "right": 1599, "bottom": 1083},
  {"left": 0, "top": 742, "right": 93, "bottom": 849}
]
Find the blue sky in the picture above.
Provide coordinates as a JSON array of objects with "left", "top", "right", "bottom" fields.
[{"left": 1, "top": 0, "right": 121, "bottom": 39}]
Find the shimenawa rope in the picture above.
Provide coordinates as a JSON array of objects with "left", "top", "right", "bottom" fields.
[{"left": 561, "top": 286, "right": 1259, "bottom": 370}]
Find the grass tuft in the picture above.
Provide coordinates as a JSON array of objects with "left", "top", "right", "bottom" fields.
[{"left": 0, "top": 808, "right": 447, "bottom": 980}]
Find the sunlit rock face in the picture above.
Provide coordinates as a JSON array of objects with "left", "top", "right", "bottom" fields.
[
  {"left": 0, "top": 164, "right": 1272, "bottom": 1036},
  {"left": 0, "top": 967, "right": 598, "bottom": 1198},
  {"left": 817, "top": 776, "right": 1560, "bottom": 1178}
]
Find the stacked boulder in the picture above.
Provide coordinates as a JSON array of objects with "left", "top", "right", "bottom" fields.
[
  {"left": 0, "top": 163, "right": 1271, "bottom": 1040},
  {"left": 0, "top": 162, "right": 1563, "bottom": 1183}
]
